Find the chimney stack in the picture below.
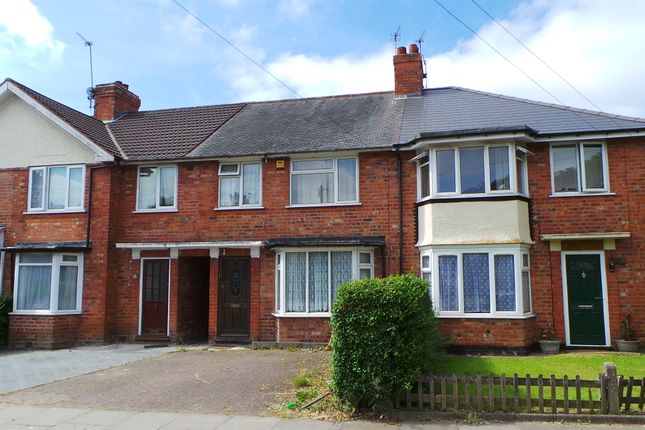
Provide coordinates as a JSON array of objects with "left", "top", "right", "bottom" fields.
[
  {"left": 93, "top": 81, "right": 141, "bottom": 121},
  {"left": 393, "top": 43, "right": 425, "bottom": 97}
]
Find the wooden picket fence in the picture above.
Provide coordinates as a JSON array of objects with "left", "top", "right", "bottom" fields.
[{"left": 394, "top": 364, "right": 644, "bottom": 415}]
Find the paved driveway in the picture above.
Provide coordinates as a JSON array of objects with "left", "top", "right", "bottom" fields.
[
  {"left": 0, "top": 348, "right": 328, "bottom": 416},
  {"left": 0, "top": 344, "right": 178, "bottom": 394}
]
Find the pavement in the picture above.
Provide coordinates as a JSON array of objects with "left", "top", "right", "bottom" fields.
[
  {"left": 0, "top": 405, "right": 641, "bottom": 429},
  {"left": 0, "top": 344, "right": 178, "bottom": 394}
]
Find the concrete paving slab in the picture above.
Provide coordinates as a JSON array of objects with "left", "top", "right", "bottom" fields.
[
  {"left": 52, "top": 423, "right": 108, "bottom": 430},
  {"left": 214, "top": 415, "right": 281, "bottom": 429},
  {"left": 274, "top": 418, "right": 341, "bottom": 429},
  {"left": 68, "top": 409, "right": 136, "bottom": 426},
  {"left": 0, "top": 405, "right": 49, "bottom": 423},
  {"left": 340, "top": 421, "right": 398, "bottom": 429},
  {"left": 398, "top": 422, "right": 459, "bottom": 430},
  {"left": 12, "top": 406, "right": 90, "bottom": 426},
  {"left": 0, "top": 344, "right": 178, "bottom": 394},
  {"left": 106, "top": 411, "right": 181, "bottom": 430},
  {"left": 161, "top": 413, "right": 231, "bottom": 429}
]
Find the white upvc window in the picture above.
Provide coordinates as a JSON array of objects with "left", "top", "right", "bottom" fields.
[
  {"left": 550, "top": 142, "right": 608, "bottom": 194},
  {"left": 421, "top": 245, "right": 532, "bottom": 318},
  {"left": 416, "top": 143, "right": 528, "bottom": 200},
  {"left": 218, "top": 162, "right": 262, "bottom": 208},
  {"left": 136, "top": 165, "right": 177, "bottom": 211},
  {"left": 274, "top": 248, "right": 373, "bottom": 316},
  {"left": 290, "top": 157, "right": 358, "bottom": 206},
  {"left": 28, "top": 165, "right": 85, "bottom": 212},
  {"left": 13, "top": 253, "right": 84, "bottom": 314}
]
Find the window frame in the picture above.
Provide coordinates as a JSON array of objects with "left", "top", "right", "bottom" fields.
[
  {"left": 274, "top": 247, "right": 374, "bottom": 317},
  {"left": 217, "top": 162, "right": 263, "bottom": 208},
  {"left": 549, "top": 142, "right": 609, "bottom": 195},
  {"left": 421, "top": 245, "right": 532, "bottom": 318},
  {"left": 289, "top": 157, "right": 359, "bottom": 207},
  {"left": 12, "top": 253, "right": 84, "bottom": 315},
  {"left": 416, "top": 143, "right": 523, "bottom": 201},
  {"left": 135, "top": 165, "right": 178, "bottom": 212},
  {"left": 27, "top": 165, "right": 86, "bottom": 213}
]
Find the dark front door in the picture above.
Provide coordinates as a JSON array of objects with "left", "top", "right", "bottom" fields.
[
  {"left": 141, "top": 259, "right": 169, "bottom": 335},
  {"left": 218, "top": 258, "right": 251, "bottom": 338},
  {"left": 565, "top": 254, "right": 606, "bottom": 346}
]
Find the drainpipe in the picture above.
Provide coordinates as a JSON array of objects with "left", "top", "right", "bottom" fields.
[
  {"left": 396, "top": 148, "right": 404, "bottom": 275},
  {"left": 86, "top": 159, "right": 120, "bottom": 249}
]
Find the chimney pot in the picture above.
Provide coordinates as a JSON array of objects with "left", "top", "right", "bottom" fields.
[
  {"left": 396, "top": 46, "right": 407, "bottom": 55},
  {"left": 408, "top": 43, "right": 419, "bottom": 54},
  {"left": 93, "top": 81, "right": 141, "bottom": 121}
]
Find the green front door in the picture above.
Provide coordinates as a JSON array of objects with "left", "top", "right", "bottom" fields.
[{"left": 565, "top": 254, "right": 606, "bottom": 346}]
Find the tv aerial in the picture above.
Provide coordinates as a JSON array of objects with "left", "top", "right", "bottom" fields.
[
  {"left": 390, "top": 26, "right": 401, "bottom": 53},
  {"left": 76, "top": 32, "right": 95, "bottom": 109}
]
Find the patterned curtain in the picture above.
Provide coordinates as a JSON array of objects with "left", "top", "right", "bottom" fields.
[
  {"left": 285, "top": 253, "right": 306, "bottom": 312},
  {"left": 159, "top": 167, "right": 176, "bottom": 207},
  {"left": 438, "top": 255, "right": 458, "bottom": 311},
  {"left": 463, "top": 253, "right": 490, "bottom": 313},
  {"left": 308, "top": 252, "right": 329, "bottom": 312},
  {"left": 489, "top": 147, "right": 510, "bottom": 191},
  {"left": 331, "top": 251, "right": 352, "bottom": 304},
  {"left": 494, "top": 255, "right": 515, "bottom": 311},
  {"left": 243, "top": 164, "right": 260, "bottom": 205}
]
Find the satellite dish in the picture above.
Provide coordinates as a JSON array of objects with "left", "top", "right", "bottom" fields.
[{"left": 86, "top": 87, "right": 95, "bottom": 100}]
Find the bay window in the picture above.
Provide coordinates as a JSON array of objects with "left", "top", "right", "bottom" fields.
[
  {"left": 417, "top": 144, "right": 525, "bottom": 199},
  {"left": 28, "top": 165, "right": 85, "bottom": 212},
  {"left": 422, "top": 246, "right": 531, "bottom": 317},
  {"left": 136, "top": 165, "right": 177, "bottom": 211},
  {"left": 550, "top": 142, "right": 608, "bottom": 194},
  {"left": 290, "top": 157, "right": 358, "bottom": 205},
  {"left": 218, "top": 162, "right": 261, "bottom": 208},
  {"left": 274, "top": 248, "right": 373, "bottom": 315},
  {"left": 13, "top": 253, "right": 84, "bottom": 314}
]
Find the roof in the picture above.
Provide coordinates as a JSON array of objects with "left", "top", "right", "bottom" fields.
[
  {"left": 189, "top": 92, "right": 403, "bottom": 158},
  {"left": 5, "top": 79, "right": 121, "bottom": 157},
  {"left": 107, "top": 104, "right": 245, "bottom": 160},
  {"left": 399, "top": 87, "right": 645, "bottom": 144}
]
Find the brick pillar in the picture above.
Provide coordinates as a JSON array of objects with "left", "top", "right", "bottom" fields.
[
  {"left": 208, "top": 252, "right": 219, "bottom": 341},
  {"left": 250, "top": 256, "right": 261, "bottom": 341},
  {"left": 168, "top": 257, "right": 179, "bottom": 338},
  {"left": 133, "top": 257, "right": 141, "bottom": 338},
  {"left": 550, "top": 251, "right": 566, "bottom": 340}
]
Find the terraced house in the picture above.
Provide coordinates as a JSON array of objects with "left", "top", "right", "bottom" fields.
[{"left": 1, "top": 44, "right": 643, "bottom": 351}]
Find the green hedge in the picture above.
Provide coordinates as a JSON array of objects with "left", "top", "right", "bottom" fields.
[
  {"left": 331, "top": 274, "right": 445, "bottom": 408},
  {"left": 0, "top": 294, "right": 12, "bottom": 347}
]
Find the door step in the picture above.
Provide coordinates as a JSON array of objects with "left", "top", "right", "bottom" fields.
[
  {"left": 136, "top": 335, "right": 171, "bottom": 347},
  {"left": 212, "top": 336, "right": 251, "bottom": 345}
]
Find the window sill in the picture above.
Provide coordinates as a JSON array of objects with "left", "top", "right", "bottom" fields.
[
  {"left": 10, "top": 311, "right": 83, "bottom": 316},
  {"left": 272, "top": 312, "right": 331, "bottom": 318},
  {"left": 214, "top": 206, "right": 264, "bottom": 211},
  {"left": 285, "top": 202, "right": 362, "bottom": 209},
  {"left": 132, "top": 209, "right": 179, "bottom": 214},
  {"left": 549, "top": 192, "right": 615, "bottom": 198},
  {"left": 436, "top": 313, "right": 535, "bottom": 320},
  {"left": 23, "top": 210, "right": 86, "bottom": 215}
]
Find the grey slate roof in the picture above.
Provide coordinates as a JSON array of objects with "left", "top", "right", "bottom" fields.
[
  {"left": 399, "top": 87, "right": 645, "bottom": 144},
  {"left": 107, "top": 104, "right": 245, "bottom": 160},
  {"left": 6, "top": 79, "right": 122, "bottom": 157},
  {"left": 188, "top": 92, "right": 404, "bottom": 158}
]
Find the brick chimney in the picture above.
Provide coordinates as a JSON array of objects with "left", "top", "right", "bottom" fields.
[
  {"left": 393, "top": 44, "right": 425, "bottom": 97},
  {"left": 93, "top": 81, "right": 141, "bottom": 121}
]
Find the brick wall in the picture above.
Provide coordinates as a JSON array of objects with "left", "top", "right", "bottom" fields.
[{"left": 9, "top": 314, "right": 80, "bottom": 349}]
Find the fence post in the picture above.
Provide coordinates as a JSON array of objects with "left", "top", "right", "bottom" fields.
[{"left": 603, "top": 362, "right": 619, "bottom": 414}]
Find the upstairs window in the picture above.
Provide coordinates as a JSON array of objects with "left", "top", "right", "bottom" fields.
[
  {"left": 417, "top": 144, "right": 521, "bottom": 200},
  {"left": 290, "top": 157, "right": 358, "bottom": 205},
  {"left": 137, "top": 165, "right": 177, "bottom": 211},
  {"left": 28, "top": 165, "right": 85, "bottom": 212},
  {"left": 218, "top": 163, "right": 261, "bottom": 208},
  {"left": 551, "top": 143, "right": 608, "bottom": 194}
]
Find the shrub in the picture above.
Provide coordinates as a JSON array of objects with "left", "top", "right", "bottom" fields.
[
  {"left": 0, "top": 294, "right": 12, "bottom": 347},
  {"left": 331, "top": 274, "right": 445, "bottom": 408}
]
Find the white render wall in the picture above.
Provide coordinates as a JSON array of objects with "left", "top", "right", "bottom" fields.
[
  {"left": 417, "top": 199, "right": 532, "bottom": 246},
  {"left": 0, "top": 95, "right": 97, "bottom": 169}
]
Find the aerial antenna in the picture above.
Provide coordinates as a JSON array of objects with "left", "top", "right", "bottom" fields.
[
  {"left": 76, "top": 32, "right": 95, "bottom": 109},
  {"left": 390, "top": 26, "right": 401, "bottom": 53},
  {"left": 416, "top": 30, "right": 428, "bottom": 88}
]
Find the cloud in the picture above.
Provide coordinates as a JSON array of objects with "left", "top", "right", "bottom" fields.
[
  {"left": 225, "top": 0, "right": 645, "bottom": 118},
  {"left": 278, "top": 0, "right": 318, "bottom": 19},
  {"left": 0, "top": 0, "right": 64, "bottom": 62}
]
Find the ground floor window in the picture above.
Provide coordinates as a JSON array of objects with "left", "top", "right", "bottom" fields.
[
  {"left": 13, "top": 253, "right": 84, "bottom": 314},
  {"left": 274, "top": 248, "right": 374, "bottom": 316},
  {"left": 420, "top": 245, "right": 531, "bottom": 317}
]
